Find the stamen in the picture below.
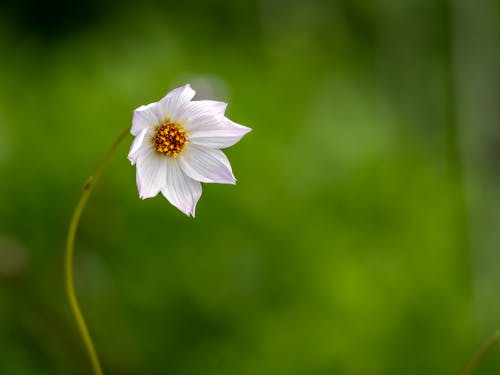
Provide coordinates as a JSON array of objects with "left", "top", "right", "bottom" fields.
[{"left": 154, "top": 123, "right": 187, "bottom": 157}]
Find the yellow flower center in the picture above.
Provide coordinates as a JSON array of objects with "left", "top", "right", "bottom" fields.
[{"left": 154, "top": 123, "right": 187, "bottom": 157}]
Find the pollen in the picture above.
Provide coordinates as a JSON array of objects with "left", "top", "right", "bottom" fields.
[{"left": 154, "top": 123, "right": 187, "bottom": 157}]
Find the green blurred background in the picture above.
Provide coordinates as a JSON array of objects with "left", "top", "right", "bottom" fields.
[{"left": 1, "top": 0, "right": 499, "bottom": 374}]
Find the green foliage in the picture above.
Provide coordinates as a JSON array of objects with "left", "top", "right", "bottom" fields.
[{"left": 0, "top": 0, "right": 499, "bottom": 374}]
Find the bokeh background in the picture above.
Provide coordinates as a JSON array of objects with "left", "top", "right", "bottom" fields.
[{"left": 0, "top": 0, "right": 499, "bottom": 374}]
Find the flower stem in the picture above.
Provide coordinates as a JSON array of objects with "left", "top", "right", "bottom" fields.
[
  {"left": 460, "top": 331, "right": 500, "bottom": 375},
  {"left": 65, "top": 128, "right": 129, "bottom": 375}
]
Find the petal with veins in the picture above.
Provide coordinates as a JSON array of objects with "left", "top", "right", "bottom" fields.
[
  {"left": 162, "top": 158, "right": 202, "bottom": 217},
  {"left": 131, "top": 103, "right": 160, "bottom": 136},
  {"left": 179, "top": 145, "right": 235, "bottom": 184},
  {"left": 136, "top": 149, "right": 166, "bottom": 199},
  {"left": 187, "top": 100, "right": 228, "bottom": 116},
  {"left": 128, "top": 128, "right": 153, "bottom": 165},
  {"left": 189, "top": 119, "right": 251, "bottom": 149},
  {"left": 180, "top": 100, "right": 227, "bottom": 132},
  {"left": 157, "top": 84, "right": 196, "bottom": 123}
]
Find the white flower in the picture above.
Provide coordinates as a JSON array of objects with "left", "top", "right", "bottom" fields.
[{"left": 128, "top": 84, "right": 251, "bottom": 217}]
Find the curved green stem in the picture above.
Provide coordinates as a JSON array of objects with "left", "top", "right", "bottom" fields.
[
  {"left": 65, "top": 128, "right": 129, "bottom": 375},
  {"left": 461, "top": 331, "right": 500, "bottom": 375}
]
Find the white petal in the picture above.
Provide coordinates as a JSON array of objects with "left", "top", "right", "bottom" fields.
[
  {"left": 131, "top": 103, "right": 160, "bottom": 136},
  {"left": 190, "top": 100, "right": 228, "bottom": 115},
  {"left": 162, "top": 158, "right": 202, "bottom": 217},
  {"left": 128, "top": 128, "right": 153, "bottom": 165},
  {"left": 179, "top": 145, "right": 235, "bottom": 184},
  {"left": 179, "top": 100, "right": 227, "bottom": 132},
  {"left": 157, "top": 84, "right": 196, "bottom": 123},
  {"left": 135, "top": 149, "right": 167, "bottom": 199},
  {"left": 189, "top": 118, "right": 251, "bottom": 149}
]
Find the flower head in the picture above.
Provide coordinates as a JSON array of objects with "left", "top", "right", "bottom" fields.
[{"left": 128, "top": 84, "right": 251, "bottom": 217}]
